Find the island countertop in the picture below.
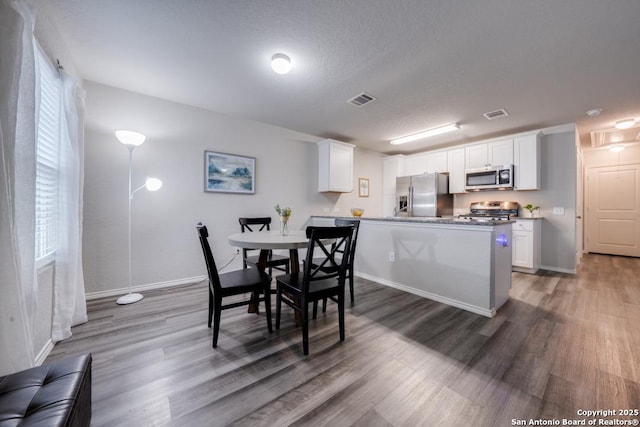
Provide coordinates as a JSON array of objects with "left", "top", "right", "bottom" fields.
[{"left": 311, "top": 215, "right": 515, "bottom": 226}]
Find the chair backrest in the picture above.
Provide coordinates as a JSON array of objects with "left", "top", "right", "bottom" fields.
[
  {"left": 239, "top": 217, "right": 272, "bottom": 233},
  {"left": 334, "top": 219, "right": 360, "bottom": 265},
  {"left": 196, "top": 223, "right": 222, "bottom": 294},
  {"left": 303, "top": 226, "right": 354, "bottom": 290}
]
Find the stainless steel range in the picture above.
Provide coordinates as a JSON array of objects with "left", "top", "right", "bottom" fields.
[{"left": 458, "top": 201, "right": 519, "bottom": 221}]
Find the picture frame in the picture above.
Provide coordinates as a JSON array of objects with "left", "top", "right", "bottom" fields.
[
  {"left": 358, "top": 177, "right": 369, "bottom": 197},
  {"left": 204, "top": 151, "right": 255, "bottom": 194}
]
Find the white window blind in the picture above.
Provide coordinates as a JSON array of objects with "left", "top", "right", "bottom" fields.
[{"left": 35, "top": 45, "right": 62, "bottom": 264}]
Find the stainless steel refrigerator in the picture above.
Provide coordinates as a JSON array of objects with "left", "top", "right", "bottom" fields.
[{"left": 395, "top": 173, "right": 453, "bottom": 217}]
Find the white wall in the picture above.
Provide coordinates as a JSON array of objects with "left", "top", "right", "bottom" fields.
[
  {"left": 82, "top": 81, "right": 382, "bottom": 296},
  {"left": 455, "top": 128, "right": 578, "bottom": 273},
  {"left": 583, "top": 143, "right": 640, "bottom": 167}
]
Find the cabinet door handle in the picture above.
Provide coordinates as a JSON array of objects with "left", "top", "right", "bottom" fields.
[{"left": 576, "top": 216, "right": 582, "bottom": 219}]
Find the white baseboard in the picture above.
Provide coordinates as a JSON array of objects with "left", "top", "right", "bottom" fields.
[
  {"left": 34, "top": 339, "right": 54, "bottom": 366},
  {"left": 355, "top": 272, "right": 496, "bottom": 318},
  {"left": 85, "top": 275, "right": 207, "bottom": 301}
]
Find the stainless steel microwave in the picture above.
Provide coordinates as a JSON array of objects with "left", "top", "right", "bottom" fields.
[{"left": 465, "top": 164, "right": 514, "bottom": 191}]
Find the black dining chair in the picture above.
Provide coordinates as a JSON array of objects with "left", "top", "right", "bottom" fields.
[
  {"left": 312, "top": 218, "right": 361, "bottom": 318},
  {"left": 196, "top": 223, "right": 272, "bottom": 348},
  {"left": 239, "top": 217, "right": 290, "bottom": 277},
  {"left": 275, "top": 225, "right": 354, "bottom": 355}
]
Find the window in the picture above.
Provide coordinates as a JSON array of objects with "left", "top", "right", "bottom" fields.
[{"left": 34, "top": 44, "right": 62, "bottom": 266}]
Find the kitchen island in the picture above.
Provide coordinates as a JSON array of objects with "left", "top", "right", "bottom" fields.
[{"left": 310, "top": 216, "right": 512, "bottom": 317}]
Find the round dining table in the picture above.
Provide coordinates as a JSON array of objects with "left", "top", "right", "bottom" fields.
[
  {"left": 228, "top": 230, "right": 311, "bottom": 316},
  {"left": 227, "top": 229, "right": 310, "bottom": 275}
]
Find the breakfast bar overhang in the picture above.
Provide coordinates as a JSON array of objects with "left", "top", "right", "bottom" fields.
[{"left": 311, "top": 216, "right": 513, "bottom": 317}]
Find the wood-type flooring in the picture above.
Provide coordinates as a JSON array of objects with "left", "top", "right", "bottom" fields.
[{"left": 46, "top": 253, "right": 640, "bottom": 426}]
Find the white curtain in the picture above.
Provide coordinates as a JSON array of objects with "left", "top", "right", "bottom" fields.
[
  {"left": 52, "top": 71, "right": 87, "bottom": 342},
  {"left": 0, "top": 0, "right": 37, "bottom": 375}
]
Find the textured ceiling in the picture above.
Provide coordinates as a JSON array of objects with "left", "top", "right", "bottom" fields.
[{"left": 36, "top": 0, "right": 640, "bottom": 154}]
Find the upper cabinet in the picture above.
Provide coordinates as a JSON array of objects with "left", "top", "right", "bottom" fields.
[
  {"left": 382, "top": 128, "right": 543, "bottom": 197},
  {"left": 405, "top": 153, "right": 429, "bottom": 176},
  {"left": 317, "top": 139, "right": 355, "bottom": 192},
  {"left": 382, "top": 155, "right": 406, "bottom": 197},
  {"left": 447, "top": 148, "right": 466, "bottom": 194},
  {"left": 465, "top": 138, "right": 514, "bottom": 169},
  {"left": 405, "top": 151, "right": 448, "bottom": 176},
  {"left": 514, "top": 132, "right": 542, "bottom": 191},
  {"left": 426, "top": 151, "right": 448, "bottom": 173}
]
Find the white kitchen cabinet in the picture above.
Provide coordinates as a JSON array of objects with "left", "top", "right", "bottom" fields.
[
  {"left": 405, "top": 153, "right": 429, "bottom": 176},
  {"left": 382, "top": 195, "right": 396, "bottom": 218},
  {"left": 426, "top": 151, "right": 448, "bottom": 173},
  {"left": 465, "top": 144, "right": 488, "bottom": 169},
  {"left": 382, "top": 155, "right": 406, "bottom": 197},
  {"left": 317, "top": 139, "right": 355, "bottom": 192},
  {"left": 465, "top": 138, "right": 514, "bottom": 169},
  {"left": 405, "top": 151, "right": 448, "bottom": 176},
  {"left": 512, "top": 219, "right": 541, "bottom": 273},
  {"left": 514, "top": 132, "right": 541, "bottom": 190},
  {"left": 489, "top": 138, "right": 514, "bottom": 165},
  {"left": 447, "top": 148, "right": 466, "bottom": 194}
]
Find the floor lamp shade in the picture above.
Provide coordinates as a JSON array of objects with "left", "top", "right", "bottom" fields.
[{"left": 116, "top": 130, "right": 162, "bottom": 305}]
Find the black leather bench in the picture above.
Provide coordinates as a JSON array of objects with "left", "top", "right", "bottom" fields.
[{"left": 0, "top": 353, "right": 91, "bottom": 427}]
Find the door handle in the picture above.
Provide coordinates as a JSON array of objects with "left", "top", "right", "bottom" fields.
[{"left": 576, "top": 216, "right": 582, "bottom": 219}]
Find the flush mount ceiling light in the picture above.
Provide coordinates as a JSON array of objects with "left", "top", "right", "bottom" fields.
[
  {"left": 271, "top": 53, "right": 292, "bottom": 74},
  {"left": 586, "top": 108, "right": 602, "bottom": 117},
  {"left": 615, "top": 118, "right": 637, "bottom": 129},
  {"left": 390, "top": 123, "right": 460, "bottom": 145}
]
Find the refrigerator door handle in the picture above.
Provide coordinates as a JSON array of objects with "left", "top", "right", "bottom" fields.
[{"left": 408, "top": 186, "right": 413, "bottom": 217}]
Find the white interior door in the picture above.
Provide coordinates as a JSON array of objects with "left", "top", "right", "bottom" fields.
[
  {"left": 575, "top": 148, "right": 584, "bottom": 263},
  {"left": 586, "top": 164, "right": 640, "bottom": 257}
]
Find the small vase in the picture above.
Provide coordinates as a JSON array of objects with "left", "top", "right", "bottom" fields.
[{"left": 279, "top": 215, "right": 290, "bottom": 236}]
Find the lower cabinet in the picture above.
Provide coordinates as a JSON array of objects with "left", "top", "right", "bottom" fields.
[{"left": 512, "top": 219, "right": 541, "bottom": 273}]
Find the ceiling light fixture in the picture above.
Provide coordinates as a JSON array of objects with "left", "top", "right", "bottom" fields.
[
  {"left": 390, "top": 123, "right": 460, "bottom": 145},
  {"left": 586, "top": 108, "right": 602, "bottom": 117},
  {"left": 609, "top": 144, "right": 625, "bottom": 153},
  {"left": 271, "top": 53, "right": 292, "bottom": 74},
  {"left": 615, "top": 118, "right": 636, "bottom": 129}
]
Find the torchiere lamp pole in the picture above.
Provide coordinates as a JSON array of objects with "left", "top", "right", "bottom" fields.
[{"left": 115, "top": 130, "right": 162, "bottom": 305}]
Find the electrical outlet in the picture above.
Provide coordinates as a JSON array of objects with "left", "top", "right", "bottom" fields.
[
  {"left": 323, "top": 208, "right": 330, "bottom": 213},
  {"left": 388, "top": 251, "right": 395, "bottom": 262},
  {"left": 333, "top": 207, "right": 340, "bottom": 213},
  {"left": 553, "top": 207, "right": 565, "bottom": 215}
]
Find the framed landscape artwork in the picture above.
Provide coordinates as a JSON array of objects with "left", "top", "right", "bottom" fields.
[{"left": 204, "top": 151, "right": 255, "bottom": 194}]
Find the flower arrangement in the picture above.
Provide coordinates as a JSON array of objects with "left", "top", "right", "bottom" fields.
[
  {"left": 274, "top": 204, "right": 292, "bottom": 218},
  {"left": 523, "top": 204, "right": 539, "bottom": 216}
]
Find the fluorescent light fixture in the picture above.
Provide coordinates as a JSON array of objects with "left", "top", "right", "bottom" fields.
[
  {"left": 615, "top": 119, "right": 636, "bottom": 129},
  {"left": 609, "top": 144, "right": 625, "bottom": 153},
  {"left": 115, "top": 130, "right": 146, "bottom": 146},
  {"left": 390, "top": 123, "right": 459, "bottom": 145},
  {"left": 271, "top": 53, "right": 292, "bottom": 74}
]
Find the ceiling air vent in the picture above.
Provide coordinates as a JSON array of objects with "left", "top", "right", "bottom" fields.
[
  {"left": 483, "top": 109, "right": 509, "bottom": 120},
  {"left": 347, "top": 92, "right": 376, "bottom": 107}
]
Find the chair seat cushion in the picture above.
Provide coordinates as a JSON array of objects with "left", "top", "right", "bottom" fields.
[
  {"left": 0, "top": 353, "right": 92, "bottom": 427},
  {"left": 276, "top": 273, "right": 341, "bottom": 296},
  {"left": 219, "top": 268, "right": 270, "bottom": 294}
]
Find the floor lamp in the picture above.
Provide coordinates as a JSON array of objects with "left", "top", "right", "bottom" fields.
[{"left": 115, "top": 130, "right": 162, "bottom": 305}]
